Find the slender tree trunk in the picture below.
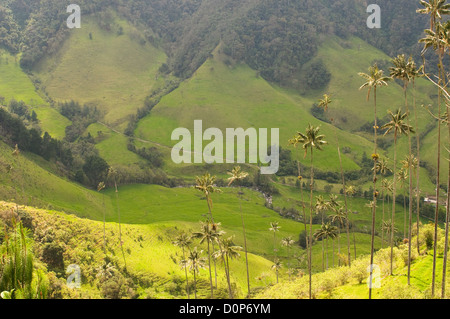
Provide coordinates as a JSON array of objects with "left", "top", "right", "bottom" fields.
[
  {"left": 413, "top": 79, "right": 421, "bottom": 256},
  {"left": 403, "top": 82, "right": 414, "bottom": 286},
  {"left": 114, "top": 180, "right": 127, "bottom": 270},
  {"left": 193, "top": 270, "right": 197, "bottom": 299},
  {"left": 403, "top": 184, "right": 407, "bottom": 240},
  {"left": 212, "top": 241, "right": 218, "bottom": 288},
  {"left": 239, "top": 186, "right": 251, "bottom": 298},
  {"left": 382, "top": 190, "right": 385, "bottom": 249},
  {"left": 308, "top": 148, "right": 314, "bottom": 300},
  {"left": 432, "top": 49, "right": 443, "bottom": 297},
  {"left": 326, "top": 237, "right": 329, "bottom": 270},
  {"left": 183, "top": 247, "right": 190, "bottom": 299},
  {"left": 369, "top": 88, "right": 378, "bottom": 300},
  {"left": 296, "top": 149, "right": 309, "bottom": 276},
  {"left": 207, "top": 239, "right": 213, "bottom": 298},
  {"left": 206, "top": 199, "right": 233, "bottom": 298},
  {"left": 391, "top": 135, "right": 398, "bottom": 276},
  {"left": 442, "top": 74, "right": 450, "bottom": 298},
  {"left": 332, "top": 118, "right": 351, "bottom": 267}
]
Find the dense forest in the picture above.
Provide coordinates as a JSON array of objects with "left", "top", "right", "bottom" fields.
[{"left": 0, "top": 0, "right": 430, "bottom": 89}]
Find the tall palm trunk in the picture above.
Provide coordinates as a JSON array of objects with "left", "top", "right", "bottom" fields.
[
  {"left": 114, "top": 180, "right": 127, "bottom": 270},
  {"left": 207, "top": 239, "right": 213, "bottom": 298},
  {"left": 442, "top": 124, "right": 450, "bottom": 298},
  {"left": 239, "top": 185, "right": 251, "bottom": 298},
  {"left": 369, "top": 87, "right": 379, "bottom": 299},
  {"left": 206, "top": 199, "right": 233, "bottom": 298},
  {"left": 308, "top": 148, "right": 314, "bottom": 300},
  {"left": 432, "top": 47, "right": 444, "bottom": 297},
  {"left": 296, "top": 149, "right": 309, "bottom": 275},
  {"left": 391, "top": 133, "right": 398, "bottom": 276},
  {"left": 193, "top": 269, "right": 197, "bottom": 299},
  {"left": 182, "top": 247, "right": 190, "bottom": 299},
  {"left": 442, "top": 64, "right": 450, "bottom": 299},
  {"left": 413, "top": 78, "right": 421, "bottom": 256},
  {"left": 382, "top": 188, "right": 385, "bottom": 249},
  {"left": 332, "top": 119, "right": 351, "bottom": 267}
]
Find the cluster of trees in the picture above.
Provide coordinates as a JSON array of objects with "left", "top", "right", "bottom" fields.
[
  {"left": 0, "top": 5, "right": 20, "bottom": 54},
  {"left": 1, "top": 0, "right": 431, "bottom": 91},
  {"left": 59, "top": 100, "right": 100, "bottom": 143},
  {"left": 0, "top": 107, "right": 73, "bottom": 165}
]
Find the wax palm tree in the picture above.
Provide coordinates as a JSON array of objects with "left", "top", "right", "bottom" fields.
[
  {"left": 397, "top": 168, "right": 409, "bottom": 239},
  {"left": 329, "top": 206, "right": 347, "bottom": 266},
  {"left": 173, "top": 232, "right": 192, "bottom": 299},
  {"left": 381, "top": 109, "right": 414, "bottom": 275},
  {"left": 382, "top": 219, "right": 398, "bottom": 242},
  {"left": 192, "top": 220, "right": 221, "bottom": 298},
  {"left": 359, "top": 63, "right": 390, "bottom": 299},
  {"left": 271, "top": 258, "right": 283, "bottom": 284},
  {"left": 108, "top": 167, "right": 126, "bottom": 270},
  {"left": 417, "top": 0, "right": 450, "bottom": 31},
  {"left": 288, "top": 134, "right": 310, "bottom": 273},
  {"left": 318, "top": 93, "right": 332, "bottom": 112},
  {"left": 97, "top": 181, "right": 106, "bottom": 255},
  {"left": 186, "top": 247, "right": 207, "bottom": 299},
  {"left": 441, "top": 21, "right": 450, "bottom": 299},
  {"left": 213, "top": 236, "right": 242, "bottom": 288},
  {"left": 315, "top": 195, "right": 330, "bottom": 271},
  {"left": 314, "top": 223, "right": 338, "bottom": 270},
  {"left": 227, "top": 165, "right": 251, "bottom": 297},
  {"left": 380, "top": 178, "right": 393, "bottom": 248},
  {"left": 281, "top": 236, "right": 295, "bottom": 275},
  {"left": 374, "top": 158, "right": 392, "bottom": 248},
  {"left": 345, "top": 185, "right": 358, "bottom": 260},
  {"left": 391, "top": 53, "right": 420, "bottom": 286},
  {"left": 294, "top": 124, "right": 327, "bottom": 299},
  {"left": 406, "top": 57, "right": 423, "bottom": 256},
  {"left": 194, "top": 173, "right": 232, "bottom": 297},
  {"left": 269, "top": 221, "right": 281, "bottom": 259},
  {"left": 317, "top": 94, "right": 353, "bottom": 267},
  {"left": 419, "top": 19, "right": 447, "bottom": 298}
]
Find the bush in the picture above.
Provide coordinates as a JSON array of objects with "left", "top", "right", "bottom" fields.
[{"left": 42, "top": 242, "right": 65, "bottom": 270}]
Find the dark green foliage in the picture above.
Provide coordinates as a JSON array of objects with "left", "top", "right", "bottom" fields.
[
  {"left": 7, "top": 0, "right": 429, "bottom": 90},
  {"left": 127, "top": 143, "right": 164, "bottom": 168},
  {"left": 0, "top": 107, "right": 73, "bottom": 166},
  {"left": 302, "top": 60, "right": 331, "bottom": 90},
  {"left": 0, "top": 6, "right": 20, "bottom": 53},
  {"left": 42, "top": 242, "right": 65, "bottom": 270},
  {"left": 276, "top": 147, "right": 297, "bottom": 176},
  {"left": 82, "top": 155, "right": 109, "bottom": 188},
  {"left": 310, "top": 103, "right": 330, "bottom": 123}
]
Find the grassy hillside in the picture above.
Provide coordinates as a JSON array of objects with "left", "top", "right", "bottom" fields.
[
  {"left": 0, "top": 201, "right": 277, "bottom": 298},
  {"left": 0, "top": 50, "right": 71, "bottom": 139},
  {"left": 256, "top": 222, "right": 450, "bottom": 299},
  {"left": 33, "top": 14, "right": 167, "bottom": 127},
  {"left": 134, "top": 43, "right": 376, "bottom": 176}
]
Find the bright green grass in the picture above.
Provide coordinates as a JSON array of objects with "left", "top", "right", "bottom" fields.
[
  {"left": 0, "top": 51, "right": 71, "bottom": 138},
  {"left": 135, "top": 45, "right": 373, "bottom": 174},
  {"left": 33, "top": 15, "right": 167, "bottom": 126},
  {"left": 0, "top": 141, "right": 113, "bottom": 219},
  {"left": 85, "top": 122, "right": 145, "bottom": 166},
  {"left": 315, "top": 36, "right": 434, "bottom": 134}
]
